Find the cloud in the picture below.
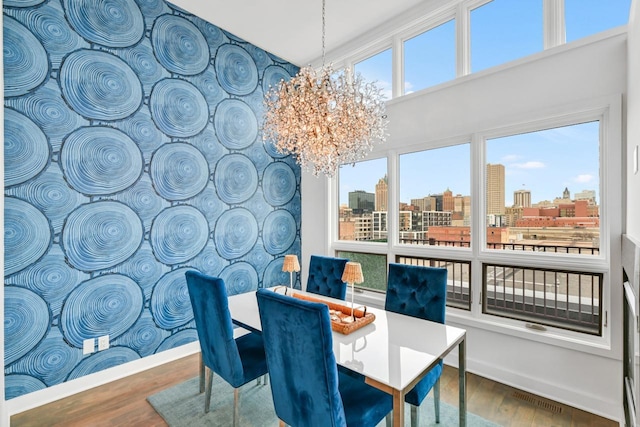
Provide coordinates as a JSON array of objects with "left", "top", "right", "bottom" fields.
[
  {"left": 404, "top": 81, "right": 414, "bottom": 95},
  {"left": 501, "top": 154, "right": 521, "bottom": 162},
  {"left": 512, "top": 161, "right": 545, "bottom": 169},
  {"left": 574, "top": 174, "right": 594, "bottom": 183}
]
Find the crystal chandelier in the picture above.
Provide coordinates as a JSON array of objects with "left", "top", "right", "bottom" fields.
[{"left": 263, "top": 0, "right": 388, "bottom": 177}]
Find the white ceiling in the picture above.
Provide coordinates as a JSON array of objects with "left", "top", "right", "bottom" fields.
[{"left": 169, "top": 0, "right": 430, "bottom": 66}]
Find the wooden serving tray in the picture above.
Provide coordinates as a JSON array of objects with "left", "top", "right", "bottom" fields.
[{"left": 291, "top": 293, "right": 375, "bottom": 335}]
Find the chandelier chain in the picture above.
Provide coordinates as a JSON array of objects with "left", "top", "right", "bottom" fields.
[
  {"left": 262, "top": 0, "right": 388, "bottom": 177},
  {"left": 322, "top": 0, "right": 326, "bottom": 67}
]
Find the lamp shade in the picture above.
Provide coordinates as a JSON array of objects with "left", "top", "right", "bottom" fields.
[
  {"left": 341, "top": 262, "right": 364, "bottom": 285},
  {"left": 282, "top": 254, "right": 300, "bottom": 273}
]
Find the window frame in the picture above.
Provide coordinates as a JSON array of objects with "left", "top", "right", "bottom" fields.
[
  {"left": 326, "top": 0, "right": 629, "bottom": 100},
  {"left": 329, "top": 95, "right": 621, "bottom": 349},
  {"left": 398, "top": 8, "right": 459, "bottom": 96},
  {"left": 396, "top": 139, "right": 473, "bottom": 250}
]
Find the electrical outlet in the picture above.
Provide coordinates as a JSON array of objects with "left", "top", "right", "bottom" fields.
[
  {"left": 98, "top": 335, "right": 109, "bottom": 351},
  {"left": 83, "top": 338, "right": 95, "bottom": 355}
]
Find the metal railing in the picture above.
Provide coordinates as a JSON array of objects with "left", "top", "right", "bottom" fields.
[
  {"left": 399, "top": 238, "right": 470, "bottom": 247},
  {"left": 483, "top": 263, "right": 602, "bottom": 335},
  {"left": 399, "top": 238, "right": 599, "bottom": 255},
  {"left": 336, "top": 249, "right": 602, "bottom": 334},
  {"left": 486, "top": 242, "right": 599, "bottom": 255}
]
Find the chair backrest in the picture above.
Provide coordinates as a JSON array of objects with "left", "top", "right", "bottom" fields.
[
  {"left": 384, "top": 263, "right": 447, "bottom": 324},
  {"left": 306, "top": 255, "right": 349, "bottom": 300},
  {"left": 185, "top": 270, "right": 244, "bottom": 387},
  {"left": 256, "top": 289, "right": 346, "bottom": 426}
]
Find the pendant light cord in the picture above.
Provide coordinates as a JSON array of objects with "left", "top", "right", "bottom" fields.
[{"left": 322, "top": 0, "right": 326, "bottom": 67}]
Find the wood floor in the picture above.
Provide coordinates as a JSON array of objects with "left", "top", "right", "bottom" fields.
[{"left": 10, "top": 353, "right": 617, "bottom": 427}]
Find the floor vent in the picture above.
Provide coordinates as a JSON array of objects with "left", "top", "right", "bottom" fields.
[{"left": 513, "top": 391, "right": 563, "bottom": 414}]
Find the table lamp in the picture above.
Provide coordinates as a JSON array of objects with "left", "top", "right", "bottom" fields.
[
  {"left": 341, "top": 262, "right": 364, "bottom": 319},
  {"left": 282, "top": 254, "right": 300, "bottom": 293}
]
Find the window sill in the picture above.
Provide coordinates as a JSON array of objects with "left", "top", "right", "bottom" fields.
[{"left": 351, "top": 288, "right": 617, "bottom": 360}]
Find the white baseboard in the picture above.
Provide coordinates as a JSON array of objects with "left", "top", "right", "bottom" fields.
[
  {"left": 6, "top": 342, "right": 200, "bottom": 417},
  {"left": 460, "top": 356, "right": 623, "bottom": 426}
]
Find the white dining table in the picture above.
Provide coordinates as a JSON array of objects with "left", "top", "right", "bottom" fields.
[{"left": 227, "top": 288, "right": 467, "bottom": 427}]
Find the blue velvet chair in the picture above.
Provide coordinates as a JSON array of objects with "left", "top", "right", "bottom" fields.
[
  {"left": 256, "top": 288, "right": 393, "bottom": 427},
  {"left": 185, "top": 271, "right": 269, "bottom": 426},
  {"left": 384, "top": 263, "right": 447, "bottom": 427},
  {"left": 306, "top": 255, "right": 349, "bottom": 300}
]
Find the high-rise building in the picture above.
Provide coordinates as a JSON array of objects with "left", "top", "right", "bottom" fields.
[
  {"left": 453, "top": 194, "right": 465, "bottom": 213},
  {"left": 353, "top": 215, "right": 373, "bottom": 241},
  {"left": 486, "top": 163, "right": 505, "bottom": 215},
  {"left": 462, "top": 195, "right": 471, "bottom": 226},
  {"left": 575, "top": 189, "right": 597, "bottom": 203},
  {"left": 423, "top": 211, "right": 452, "bottom": 227},
  {"left": 513, "top": 189, "right": 531, "bottom": 208},
  {"left": 443, "top": 188, "right": 454, "bottom": 212},
  {"left": 372, "top": 211, "right": 387, "bottom": 240},
  {"left": 411, "top": 196, "right": 437, "bottom": 212},
  {"left": 375, "top": 175, "right": 388, "bottom": 211},
  {"left": 433, "top": 194, "right": 443, "bottom": 212},
  {"left": 348, "top": 190, "right": 375, "bottom": 213}
]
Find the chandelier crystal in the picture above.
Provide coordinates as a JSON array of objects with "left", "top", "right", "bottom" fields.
[{"left": 263, "top": 0, "right": 388, "bottom": 177}]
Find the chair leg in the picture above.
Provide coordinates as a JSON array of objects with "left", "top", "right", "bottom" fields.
[
  {"left": 385, "top": 411, "right": 392, "bottom": 427},
  {"left": 256, "top": 373, "right": 269, "bottom": 386},
  {"left": 233, "top": 387, "right": 240, "bottom": 427},
  {"left": 204, "top": 368, "right": 214, "bottom": 413},
  {"left": 410, "top": 404, "right": 419, "bottom": 427},
  {"left": 434, "top": 377, "right": 441, "bottom": 424},
  {"left": 199, "top": 354, "right": 205, "bottom": 393}
]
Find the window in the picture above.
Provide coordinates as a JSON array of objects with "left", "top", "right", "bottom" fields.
[
  {"left": 483, "top": 263, "right": 602, "bottom": 334},
  {"left": 403, "top": 19, "right": 456, "bottom": 93},
  {"left": 399, "top": 143, "right": 471, "bottom": 247},
  {"left": 336, "top": 251, "right": 387, "bottom": 293},
  {"left": 470, "top": 0, "right": 543, "bottom": 73},
  {"left": 354, "top": 48, "right": 392, "bottom": 100},
  {"left": 565, "top": 0, "right": 631, "bottom": 43},
  {"left": 338, "top": 158, "right": 387, "bottom": 242},
  {"left": 485, "top": 121, "right": 600, "bottom": 255}
]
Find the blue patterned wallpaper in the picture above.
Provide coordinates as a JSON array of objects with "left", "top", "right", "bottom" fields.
[{"left": 3, "top": 0, "right": 301, "bottom": 399}]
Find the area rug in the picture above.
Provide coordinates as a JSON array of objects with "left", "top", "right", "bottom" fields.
[{"left": 148, "top": 375, "right": 500, "bottom": 426}]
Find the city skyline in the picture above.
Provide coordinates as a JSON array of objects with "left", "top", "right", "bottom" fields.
[
  {"left": 343, "top": 2, "right": 626, "bottom": 209},
  {"left": 339, "top": 121, "right": 600, "bottom": 208}
]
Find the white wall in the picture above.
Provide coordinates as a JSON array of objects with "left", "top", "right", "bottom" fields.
[
  {"left": 302, "top": 32, "right": 627, "bottom": 422},
  {"left": 627, "top": 0, "right": 640, "bottom": 240}
]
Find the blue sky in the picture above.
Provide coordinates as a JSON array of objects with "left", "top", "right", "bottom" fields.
[{"left": 341, "top": 0, "right": 629, "bottom": 208}]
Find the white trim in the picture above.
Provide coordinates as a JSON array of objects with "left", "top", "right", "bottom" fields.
[
  {"left": 391, "top": 35, "right": 403, "bottom": 98},
  {"left": 384, "top": 28, "right": 627, "bottom": 109},
  {"left": 322, "top": 0, "right": 627, "bottom": 106},
  {"left": 456, "top": 1, "right": 470, "bottom": 77},
  {"left": 456, "top": 351, "right": 623, "bottom": 424},
  {"left": 387, "top": 150, "right": 399, "bottom": 251},
  {"left": 6, "top": 342, "right": 200, "bottom": 416},
  {"left": 544, "top": 0, "right": 566, "bottom": 48},
  {"left": 351, "top": 284, "right": 614, "bottom": 355},
  {"left": 335, "top": 93, "right": 622, "bottom": 355}
]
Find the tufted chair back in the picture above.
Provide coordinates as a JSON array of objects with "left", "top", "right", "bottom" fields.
[
  {"left": 306, "top": 255, "right": 349, "bottom": 300},
  {"left": 186, "top": 271, "right": 243, "bottom": 386},
  {"left": 256, "top": 289, "right": 393, "bottom": 427},
  {"left": 384, "top": 263, "right": 447, "bottom": 324},
  {"left": 185, "top": 270, "right": 269, "bottom": 422}
]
